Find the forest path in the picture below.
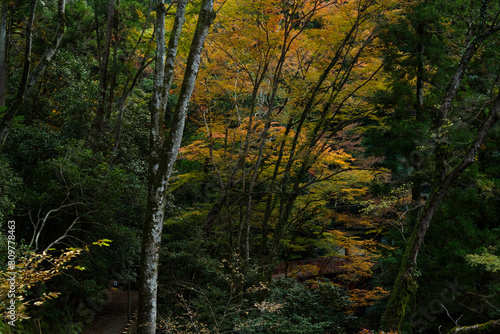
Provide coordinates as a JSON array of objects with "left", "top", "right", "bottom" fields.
[{"left": 82, "top": 288, "right": 139, "bottom": 334}]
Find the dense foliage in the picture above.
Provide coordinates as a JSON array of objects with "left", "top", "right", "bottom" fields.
[{"left": 0, "top": 0, "right": 499, "bottom": 333}]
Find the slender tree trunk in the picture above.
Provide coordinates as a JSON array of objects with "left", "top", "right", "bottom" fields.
[
  {"left": 447, "top": 319, "right": 500, "bottom": 334},
  {"left": 25, "top": 0, "right": 66, "bottom": 95},
  {"left": 381, "top": 91, "right": 500, "bottom": 330},
  {"left": 137, "top": 3, "right": 169, "bottom": 331},
  {"left": 434, "top": 5, "right": 500, "bottom": 178},
  {"left": 108, "top": 0, "right": 155, "bottom": 163},
  {"left": 0, "top": 0, "right": 9, "bottom": 107},
  {"left": 242, "top": 34, "right": 286, "bottom": 262},
  {"left": 94, "top": 0, "right": 101, "bottom": 69},
  {"left": 136, "top": 1, "right": 215, "bottom": 333},
  {"left": 109, "top": 57, "right": 153, "bottom": 163},
  {"left": 0, "top": 0, "right": 36, "bottom": 152},
  {"left": 107, "top": 0, "right": 120, "bottom": 120},
  {"left": 236, "top": 66, "right": 268, "bottom": 258},
  {"left": 240, "top": 2, "right": 328, "bottom": 262},
  {"left": 107, "top": 34, "right": 118, "bottom": 120},
  {"left": 257, "top": 6, "right": 375, "bottom": 276},
  {"left": 412, "top": 21, "right": 425, "bottom": 202},
  {"left": 18, "top": 0, "right": 37, "bottom": 100},
  {"left": 381, "top": 9, "right": 500, "bottom": 327},
  {"left": 0, "top": 0, "right": 66, "bottom": 153},
  {"left": 89, "top": 0, "right": 116, "bottom": 150}
]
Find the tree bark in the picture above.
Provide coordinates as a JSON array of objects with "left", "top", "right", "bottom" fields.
[
  {"left": 89, "top": 0, "right": 116, "bottom": 150},
  {"left": 109, "top": 58, "right": 153, "bottom": 163},
  {"left": 25, "top": 0, "right": 67, "bottom": 95},
  {"left": 136, "top": 1, "right": 215, "bottom": 333},
  {"left": 381, "top": 90, "right": 500, "bottom": 330},
  {"left": 434, "top": 5, "right": 500, "bottom": 178},
  {"left": 136, "top": 3, "right": 170, "bottom": 332},
  {"left": 107, "top": 0, "right": 120, "bottom": 120},
  {"left": 0, "top": 0, "right": 9, "bottom": 107},
  {"left": 447, "top": 320, "right": 500, "bottom": 334},
  {"left": 412, "top": 21, "right": 425, "bottom": 202},
  {"left": 381, "top": 7, "right": 500, "bottom": 328}
]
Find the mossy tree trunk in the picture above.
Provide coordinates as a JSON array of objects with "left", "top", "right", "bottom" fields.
[
  {"left": 381, "top": 3, "right": 500, "bottom": 328},
  {"left": 136, "top": 1, "right": 215, "bottom": 333},
  {"left": 381, "top": 78, "right": 500, "bottom": 331},
  {"left": 447, "top": 319, "right": 500, "bottom": 334}
]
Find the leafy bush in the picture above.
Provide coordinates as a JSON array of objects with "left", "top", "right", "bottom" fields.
[
  {"left": 0, "top": 158, "right": 21, "bottom": 227},
  {"left": 236, "top": 276, "right": 357, "bottom": 334}
]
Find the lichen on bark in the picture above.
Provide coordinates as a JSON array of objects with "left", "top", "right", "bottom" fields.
[{"left": 447, "top": 319, "right": 500, "bottom": 334}]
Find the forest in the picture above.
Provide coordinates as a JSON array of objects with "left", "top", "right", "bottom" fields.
[{"left": 0, "top": 0, "right": 499, "bottom": 333}]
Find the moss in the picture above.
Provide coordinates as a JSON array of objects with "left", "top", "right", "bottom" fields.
[
  {"left": 380, "top": 229, "right": 419, "bottom": 331},
  {"left": 447, "top": 319, "right": 500, "bottom": 334}
]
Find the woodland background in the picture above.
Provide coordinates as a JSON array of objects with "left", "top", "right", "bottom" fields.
[{"left": 0, "top": 0, "right": 499, "bottom": 333}]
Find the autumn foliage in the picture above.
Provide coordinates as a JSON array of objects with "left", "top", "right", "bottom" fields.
[
  {"left": 1, "top": 0, "right": 499, "bottom": 332},
  {"left": 171, "top": 0, "right": 397, "bottom": 317}
]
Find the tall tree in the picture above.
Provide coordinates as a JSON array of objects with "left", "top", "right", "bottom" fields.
[
  {"left": 163, "top": 2, "right": 404, "bottom": 328},
  {"left": 0, "top": 0, "right": 67, "bottom": 153},
  {"left": 136, "top": 0, "right": 216, "bottom": 333},
  {"left": 0, "top": 0, "right": 9, "bottom": 107},
  {"left": 88, "top": 0, "right": 117, "bottom": 150}
]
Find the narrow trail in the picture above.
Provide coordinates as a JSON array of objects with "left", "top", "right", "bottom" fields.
[{"left": 82, "top": 289, "right": 139, "bottom": 334}]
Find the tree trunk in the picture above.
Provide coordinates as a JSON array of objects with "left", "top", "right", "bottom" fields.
[
  {"left": 94, "top": 0, "right": 101, "bottom": 69},
  {"left": 434, "top": 6, "right": 500, "bottom": 179},
  {"left": 89, "top": 0, "right": 116, "bottom": 150},
  {"left": 108, "top": 0, "right": 155, "bottom": 163},
  {"left": 136, "top": 1, "right": 215, "bottom": 333},
  {"left": 0, "top": 0, "right": 9, "bottom": 107},
  {"left": 256, "top": 6, "right": 376, "bottom": 276},
  {"left": 109, "top": 58, "right": 152, "bottom": 163},
  {"left": 412, "top": 21, "right": 425, "bottom": 202},
  {"left": 136, "top": 2, "right": 169, "bottom": 331},
  {"left": 0, "top": 0, "right": 36, "bottom": 152},
  {"left": 25, "top": 0, "right": 66, "bottom": 95},
  {"left": 107, "top": 0, "right": 120, "bottom": 120},
  {"left": 381, "top": 91, "right": 500, "bottom": 330},
  {"left": 381, "top": 11, "right": 500, "bottom": 329},
  {"left": 0, "top": 0, "right": 66, "bottom": 154},
  {"left": 447, "top": 319, "right": 500, "bottom": 334}
]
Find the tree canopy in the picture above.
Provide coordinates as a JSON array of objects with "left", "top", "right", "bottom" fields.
[{"left": 0, "top": 0, "right": 499, "bottom": 333}]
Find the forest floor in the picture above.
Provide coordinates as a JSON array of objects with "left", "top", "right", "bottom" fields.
[{"left": 82, "top": 288, "right": 139, "bottom": 334}]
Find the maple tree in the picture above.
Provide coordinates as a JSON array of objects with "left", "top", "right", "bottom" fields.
[
  {"left": 0, "top": 239, "right": 110, "bottom": 328},
  {"left": 163, "top": 1, "right": 402, "bottom": 323},
  {"left": 0, "top": 248, "right": 83, "bottom": 325},
  {"left": 0, "top": 0, "right": 498, "bottom": 332},
  {"left": 175, "top": 0, "right": 395, "bottom": 278}
]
